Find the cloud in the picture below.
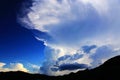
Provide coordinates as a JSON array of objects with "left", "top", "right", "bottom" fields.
[
  {"left": 0, "top": 63, "right": 6, "bottom": 68},
  {"left": 39, "top": 44, "right": 120, "bottom": 75},
  {"left": 51, "top": 63, "right": 88, "bottom": 71},
  {"left": 28, "top": 63, "right": 40, "bottom": 73},
  {"left": 58, "top": 53, "right": 83, "bottom": 61},
  {"left": 82, "top": 45, "right": 97, "bottom": 53},
  {"left": 0, "top": 62, "right": 29, "bottom": 72},
  {"left": 91, "top": 45, "right": 120, "bottom": 68},
  {"left": 19, "top": 0, "right": 120, "bottom": 76}
]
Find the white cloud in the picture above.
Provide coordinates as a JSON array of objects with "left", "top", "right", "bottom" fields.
[
  {"left": 28, "top": 63, "right": 40, "bottom": 73},
  {"left": 0, "top": 62, "right": 6, "bottom": 68},
  {"left": 19, "top": 0, "right": 120, "bottom": 76},
  {"left": 0, "top": 62, "right": 29, "bottom": 72},
  {"left": 81, "top": 0, "right": 109, "bottom": 14}
]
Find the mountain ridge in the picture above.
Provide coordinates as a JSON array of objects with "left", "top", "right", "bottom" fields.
[{"left": 0, "top": 55, "right": 120, "bottom": 80}]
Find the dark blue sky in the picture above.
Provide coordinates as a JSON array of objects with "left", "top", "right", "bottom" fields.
[{"left": 0, "top": 0, "right": 45, "bottom": 65}]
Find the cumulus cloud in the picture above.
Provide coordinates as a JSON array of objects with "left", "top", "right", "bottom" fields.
[
  {"left": 0, "top": 62, "right": 29, "bottom": 72},
  {"left": 19, "top": 0, "right": 120, "bottom": 76}
]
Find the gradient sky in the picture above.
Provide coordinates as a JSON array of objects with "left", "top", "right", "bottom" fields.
[
  {"left": 0, "top": 0, "right": 120, "bottom": 76},
  {"left": 0, "top": 0, "right": 45, "bottom": 72}
]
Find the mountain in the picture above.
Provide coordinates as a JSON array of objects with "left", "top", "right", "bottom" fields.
[{"left": 0, "top": 56, "right": 120, "bottom": 80}]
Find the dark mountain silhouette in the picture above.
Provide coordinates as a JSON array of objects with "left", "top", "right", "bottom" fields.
[{"left": 0, "top": 55, "right": 120, "bottom": 80}]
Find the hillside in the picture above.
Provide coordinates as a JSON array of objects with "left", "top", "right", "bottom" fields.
[{"left": 0, "top": 56, "right": 120, "bottom": 80}]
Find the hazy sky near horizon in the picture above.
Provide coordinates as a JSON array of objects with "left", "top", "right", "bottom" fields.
[{"left": 0, "top": 0, "right": 120, "bottom": 76}]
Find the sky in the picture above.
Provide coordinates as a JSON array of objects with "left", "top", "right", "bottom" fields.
[
  {"left": 0, "top": 0, "right": 45, "bottom": 73},
  {"left": 0, "top": 0, "right": 120, "bottom": 76}
]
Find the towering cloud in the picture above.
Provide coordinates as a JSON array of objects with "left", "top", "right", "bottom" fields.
[{"left": 19, "top": 0, "right": 120, "bottom": 76}]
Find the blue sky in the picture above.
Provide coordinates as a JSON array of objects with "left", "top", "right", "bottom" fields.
[
  {"left": 0, "top": 0, "right": 120, "bottom": 76},
  {"left": 0, "top": 0, "right": 45, "bottom": 72}
]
